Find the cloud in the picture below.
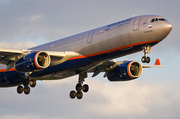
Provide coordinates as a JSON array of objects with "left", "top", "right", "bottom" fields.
[
  {"left": 0, "top": 41, "right": 37, "bottom": 49},
  {"left": 83, "top": 79, "right": 180, "bottom": 118},
  {"left": 0, "top": 115, "right": 42, "bottom": 119},
  {"left": 0, "top": 77, "right": 180, "bottom": 119},
  {"left": 19, "top": 14, "right": 42, "bottom": 23},
  {"left": 30, "top": 15, "right": 42, "bottom": 22}
]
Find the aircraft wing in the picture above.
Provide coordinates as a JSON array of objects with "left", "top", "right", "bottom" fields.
[
  {"left": 141, "top": 59, "right": 163, "bottom": 68},
  {"left": 85, "top": 60, "right": 126, "bottom": 77},
  {"left": 0, "top": 48, "right": 80, "bottom": 71},
  {"left": 0, "top": 48, "right": 26, "bottom": 71},
  {"left": 86, "top": 59, "right": 162, "bottom": 78}
]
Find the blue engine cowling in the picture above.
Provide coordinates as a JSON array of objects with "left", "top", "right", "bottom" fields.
[
  {"left": 15, "top": 51, "right": 51, "bottom": 72},
  {"left": 107, "top": 61, "right": 142, "bottom": 81}
]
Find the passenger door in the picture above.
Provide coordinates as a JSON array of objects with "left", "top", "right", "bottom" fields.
[
  {"left": 87, "top": 30, "right": 95, "bottom": 44},
  {"left": 133, "top": 18, "right": 142, "bottom": 31}
]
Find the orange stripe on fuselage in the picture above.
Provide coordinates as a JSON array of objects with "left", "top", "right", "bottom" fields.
[
  {"left": 68, "top": 56, "right": 86, "bottom": 60},
  {"left": 68, "top": 40, "right": 160, "bottom": 60},
  {"left": 0, "top": 68, "right": 15, "bottom": 72}
]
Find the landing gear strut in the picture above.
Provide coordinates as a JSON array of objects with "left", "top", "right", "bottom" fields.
[
  {"left": 16, "top": 79, "right": 36, "bottom": 95},
  {"left": 141, "top": 46, "right": 151, "bottom": 63},
  {"left": 70, "top": 72, "right": 89, "bottom": 99}
]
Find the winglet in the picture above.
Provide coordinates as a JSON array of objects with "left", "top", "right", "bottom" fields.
[{"left": 155, "top": 59, "right": 161, "bottom": 65}]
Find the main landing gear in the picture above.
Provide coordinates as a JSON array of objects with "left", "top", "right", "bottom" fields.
[
  {"left": 141, "top": 46, "right": 151, "bottom": 63},
  {"left": 17, "top": 79, "right": 36, "bottom": 95},
  {"left": 70, "top": 72, "right": 89, "bottom": 99}
]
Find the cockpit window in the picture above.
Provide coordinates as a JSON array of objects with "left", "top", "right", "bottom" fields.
[
  {"left": 159, "top": 18, "right": 165, "bottom": 21},
  {"left": 151, "top": 19, "right": 155, "bottom": 22},
  {"left": 151, "top": 18, "right": 167, "bottom": 22},
  {"left": 159, "top": 18, "right": 167, "bottom": 21}
]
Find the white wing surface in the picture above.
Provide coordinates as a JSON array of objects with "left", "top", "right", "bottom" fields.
[{"left": 0, "top": 48, "right": 80, "bottom": 71}]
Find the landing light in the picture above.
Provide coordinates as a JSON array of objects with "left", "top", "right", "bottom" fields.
[{"left": 168, "top": 24, "right": 172, "bottom": 27}]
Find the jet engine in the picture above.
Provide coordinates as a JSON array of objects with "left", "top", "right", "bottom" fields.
[
  {"left": 107, "top": 61, "right": 142, "bottom": 81},
  {"left": 15, "top": 51, "right": 51, "bottom": 72}
]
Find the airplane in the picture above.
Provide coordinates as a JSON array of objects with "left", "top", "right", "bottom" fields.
[{"left": 0, "top": 15, "right": 172, "bottom": 99}]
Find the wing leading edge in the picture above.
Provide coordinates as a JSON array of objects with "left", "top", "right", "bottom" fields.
[{"left": 0, "top": 48, "right": 80, "bottom": 71}]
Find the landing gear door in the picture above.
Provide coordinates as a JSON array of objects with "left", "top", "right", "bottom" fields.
[
  {"left": 87, "top": 30, "right": 95, "bottom": 44},
  {"left": 133, "top": 18, "right": 142, "bottom": 31}
]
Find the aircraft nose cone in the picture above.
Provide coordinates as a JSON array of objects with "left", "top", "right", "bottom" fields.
[
  {"left": 165, "top": 22, "right": 172, "bottom": 34},
  {"left": 156, "top": 22, "right": 172, "bottom": 41}
]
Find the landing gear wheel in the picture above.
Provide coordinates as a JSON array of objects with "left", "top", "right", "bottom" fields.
[
  {"left": 76, "top": 91, "right": 83, "bottom": 99},
  {"left": 70, "top": 72, "right": 88, "bottom": 99},
  {"left": 23, "top": 79, "right": 29, "bottom": 87},
  {"left": 82, "top": 84, "right": 89, "bottom": 93},
  {"left": 142, "top": 46, "right": 151, "bottom": 63},
  {"left": 76, "top": 83, "right": 82, "bottom": 92},
  {"left": 141, "top": 56, "right": 146, "bottom": 63},
  {"left": 146, "top": 56, "right": 150, "bottom": 63},
  {"left": 70, "top": 90, "right": 76, "bottom": 99},
  {"left": 17, "top": 85, "right": 23, "bottom": 94},
  {"left": 141, "top": 56, "right": 151, "bottom": 63},
  {"left": 29, "top": 80, "right": 36, "bottom": 88},
  {"left": 24, "top": 86, "right": 30, "bottom": 95}
]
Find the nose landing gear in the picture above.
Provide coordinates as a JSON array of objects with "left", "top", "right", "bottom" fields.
[
  {"left": 141, "top": 46, "right": 151, "bottom": 63},
  {"left": 69, "top": 72, "right": 89, "bottom": 99}
]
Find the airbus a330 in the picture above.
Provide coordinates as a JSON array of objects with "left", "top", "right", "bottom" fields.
[{"left": 0, "top": 15, "right": 172, "bottom": 99}]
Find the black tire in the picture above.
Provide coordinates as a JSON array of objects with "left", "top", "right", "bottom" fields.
[
  {"left": 30, "top": 80, "right": 36, "bottom": 88},
  {"left": 17, "top": 85, "right": 23, "bottom": 94},
  {"left": 82, "top": 84, "right": 89, "bottom": 93},
  {"left": 146, "top": 56, "right": 150, "bottom": 63},
  {"left": 23, "top": 79, "right": 29, "bottom": 87},
  {"left": 76, "top": 91, "right": 83, "bottom": 99},
  {"left": 141, "top": 56, "right": 146, "bottom": 63},
  {"left": 76, "top": 83, "right": 82, "bottom": 92},
  {"left": 70, "top": 90, "right": 76, "bottom": 99},
  {"left": 24, "top": 86, "right": 30, "bottom": 95}
]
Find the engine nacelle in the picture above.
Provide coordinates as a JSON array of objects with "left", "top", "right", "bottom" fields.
[
  {"left": 15, "top": 51, "right": 51, "bottom": 72},
  {"left": 107, "top": 61, "right": 142, "bottom": 81}
]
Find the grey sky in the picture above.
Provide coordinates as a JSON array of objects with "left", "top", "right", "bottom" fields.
[{"left": 0, "top": 0, "right": 180, "bottom": 119}]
